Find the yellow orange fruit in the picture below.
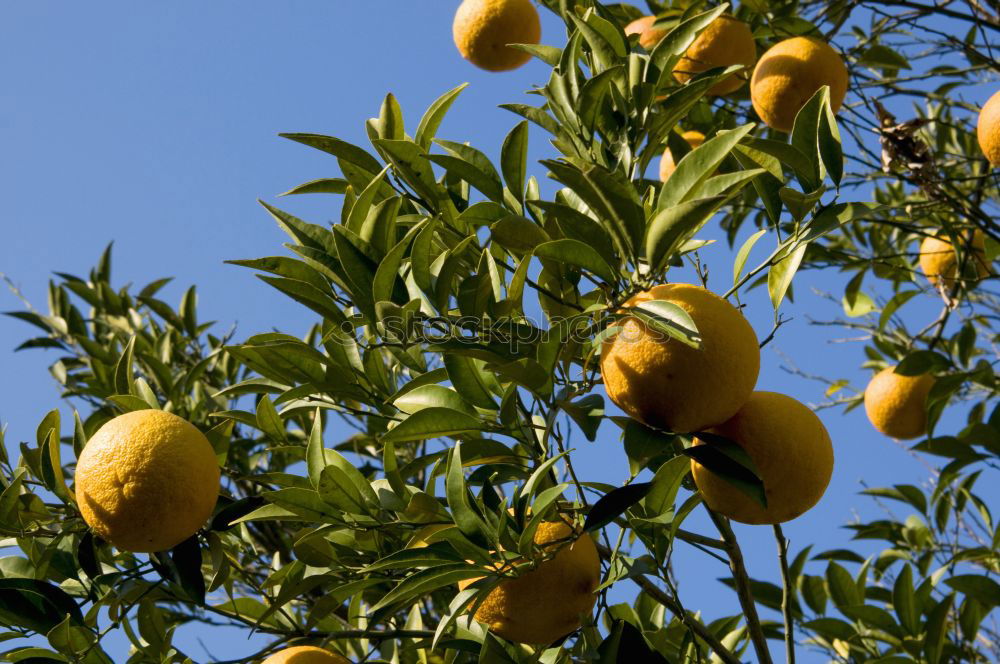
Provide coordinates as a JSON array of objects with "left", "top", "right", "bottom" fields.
[
  {"left": 458, "top": 519, "right": 600, "bottom": 645},
  {"left": 601, "top": 283, "right": 759, "bottom": 433},
  {"left": 864, "top": 366, "right": 935, "bottom": 440},
  {"left": 691, "top": 391, "right": 834, "bottom": 525},
  {"left": 659, "top": 130, "right": 706, "bottom": 181},
  {"left": 750, "top": 37, "right": 848, "bottom": 132},
  {"left": 978, "top": 90, "right": 1000, "bottom": 166},
  {"left": 75, "top": 410, "right": 220, "bottom": 553},
  {"left": 624, "top": 15, "right": 668, "bottom": 51},
  {"left": 918, "top": 230, "right": 990, "bottom": 289},
  {"left": 453, "top": 0, "right": 541, "bottom": 72},
  {"left": 673, "top": 15, "right": 756, "bottom": 96},
  {"left": 262, "top": 646, "right": 350, "bottom": 664}
]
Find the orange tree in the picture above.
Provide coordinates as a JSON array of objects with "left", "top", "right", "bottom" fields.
[{"left": 2, "top": 0, "right": 999, "bottom": 662}]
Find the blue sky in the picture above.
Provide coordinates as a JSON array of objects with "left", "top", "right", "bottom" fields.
[{"left": 1, "top": 2, "right": 994, "bottom": 662}]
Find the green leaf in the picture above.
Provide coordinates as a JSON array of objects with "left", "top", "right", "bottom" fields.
[
  {"left": 500, "top": 121, "right": 529, "bottom": 203},
  {"left": 434, "top": 139, "right": 505, "bottom": 203},
  {"left": 739, "top": 137, "right": 818, "bottom": 192},
  {"left": 893, "top": 564, "right": 920, "bottom": 634},
  {"left": 646, "top": 196, "right": 726, "bottom": 273},
  {"left": 113, "top": 336, "right": 137, "bottom": 396},
  {"left": 445, "top": 443, "right": 490, "bottom": 542},
  {"left": 490, "top": 215, "right": 550, "bottom": 254},
  {"left": 626, "top": 299, "right": 701, "bottom": 349},
  {"left": 733, "top": 229, "right": 767, "bottom": 285},
  {"left": 924, "top": 594, "right": 953, "bottom": 664},
  {"left": 370, "top": 563, "right": 483, "bottom": 615},
  {"left": 0, "top": 579, "right": 84, "bottom": 634},
  {"left": 415, "top": 83, "right": 469, "bottom": 150},
  {"left": 382, "top": 408, "right": 486, "bottom": 443},
  {"left": 826, "top": 561, "right": 861, "bottom": 610},
  {"left": 945, "top": 575, "right": 1000, "bottom": 607},
  {"left": 305, "top": 410, "right": 324, "bottom": 490},
  {"left": 685, "top": 433, "right": 766, "bottom": 506},
  {"left": 279, "top": 177, "right": 349, "bottom": 196},
  {"left": 255, "top": 395, "right": 286, "bottom": 443},
  {"left": 657, "top": 124, "right": 755, "bottom": 210},
  {"left": 169, "top": 535, "right": 206, "bottom": 604},
  {"left": 643, "top": 455, "right": 690, "bottom": 519},
  {"left": 819, "top": 90, "right": 843, "bottom": 186},
  {"left": 47, "top": 619, "right": 95, "bottom": 658},
  {"left": 584, "top": 482, "right": 653, "bottom": 532},
  {"left": 768, "top": 242, "right": 808, "bottom": 313},
  {"left": 598, "top": 619, "right": 669, "bottom": 664},
  {"left": 377, "top": 92, "right": 404, "bottom": 141},
  {"left": 859, "top": 44, "right": 910, "bottom": 70},
  {"left": 790, "top": 86, "right": 830, "bottom": 187},
  {"left": 535, "top": 239, "right": 618, "bottom": 284},
  {"left": 393, "top": 385, "right": 477, "bottom": 417},
  {"left": 280, "top": 133, "right": 383, "bottom": 175}
]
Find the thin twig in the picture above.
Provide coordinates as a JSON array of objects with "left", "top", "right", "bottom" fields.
[
  {"left": 774, "top": 524, "right": 796, "bottom": 664},
  {"left": 709, "top": 510, "right": 773, "bottom": 664}
]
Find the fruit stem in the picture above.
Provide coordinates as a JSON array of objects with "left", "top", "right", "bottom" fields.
[
  {"left": 708, "top": 509, "right": 774, "bottom": 664},
  {"left": 774, "top": 523, "right": 796, "bottom": 664}
]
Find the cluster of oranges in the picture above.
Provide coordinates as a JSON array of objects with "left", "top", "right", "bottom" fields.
[{"left": 67, "top": 2, "right": 998, "bottom": 658}]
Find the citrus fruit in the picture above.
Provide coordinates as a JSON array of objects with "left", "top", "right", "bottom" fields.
[
  {"left": 864, "top": 366, "right": 935, "bottom": 440},
  {"left": 624, "top": 15, "right": 668, "bottom": 51},
  {"left": 458, "top": 519, "right": 600, "bottom": 645},
  {"left": 672, "top": 15, "right": 756, "bottom": 96},
  {"left": 691, "top": 391, "right": 834, "bottom": 524},
  {"left": 750, "top": 36, "right": 848, "bottom": 132},
  {"left": 75, "top": 409, "right": 220, "bottom": 553},
  {"left": 978, "top": 90, "right": 1000, "bottom": 166},
  {"left": 601, "top": 283, "right": 759, "bottom": 433},
  {"left": 262, "top": 646, "right": 350, "bottom": 664},
  {"left": 659, "top": 129, "right": 706, "bottom": 181},
  {"left": 918, "top": 230, "right": 990, "bottom": 289},
  {"left": 453, "top": 0, "right": 541, "bottom": 72}
]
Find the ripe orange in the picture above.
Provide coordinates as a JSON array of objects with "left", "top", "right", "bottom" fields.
[
  {"left": 672, "top": 15, "right": 756, "bottom": 96},
  {"left": 978, "top": 90, "right": 1000, "bottom": 166},
  {"left": 262, "top": 646, "right": 350, "bottom": 664},
  {"left": 453, "top": 0, "right": 541, "bottom": 72},
  {"left": 918, "top": 230, "right": 990, "bottom": 289},
  {"left": 75, "top": 410, "right": 220, "bottom": 553},
  {"left": 659, "top": 130, "right": 706, "bottom": 181},
  {"left": 624, "top": 16, "right": 668, "bottom": 51},
  {"left": 864, "top": 366, "right": 935, "bottom": 440},
  {"left": 458, "top": 519, "right": 600, "bottom": 645},
  {"left": 691, "top": 392, "right": 834, "bottom": 524},
  {"left": 750, "top": 37, "right": 848, "bottom": 132},
  {"left": 601, "top": 284, "right": 759, "bottom": 433}
]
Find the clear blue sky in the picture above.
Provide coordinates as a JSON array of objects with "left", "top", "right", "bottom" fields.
[{"left": 0, "top": 2, "right": 992, "bottom": 662}]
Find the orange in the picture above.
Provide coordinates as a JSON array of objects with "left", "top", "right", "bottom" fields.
[
  {"left": 864, "top": 366, "right": 935, "bottom": 440},
  {"left": 458, "top": 519, "right": 600, "bottom": 644},
  {"left": 75, "top": 410, "right": 220, "bottom": 553},
  {"left": 750, "top": 37, "right": 848, "bottom": 132},
  {"left": 624, "top": 16, "right": 668, "bottom": 51},
  {"left": 691, "top": 391, "right": 834, "bottom": 525},
  {"left": 672, "top": 15, "right": 756, "bottom": 96},
  {"left": 601, "top": 284, "right": 759, "bottom": 433},
  {"left": 978, "top": 90, "right": 1000, "bottom": 165},
  {"left": 262, "top": 646, "right": 350, "bottom": 664},
  {"left": 453, "top": 0, "right": 541, "bottom": 72},
  {"left": 918, "top": 230, "right": 990, "bottom": 289},
  {"left": 659, "top": 130, "right": 706, "bottom": 181}
]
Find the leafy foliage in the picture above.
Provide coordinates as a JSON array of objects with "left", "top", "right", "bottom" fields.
[{"left": 2, "top": 0, "right": 1000, "bottom": 661}]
